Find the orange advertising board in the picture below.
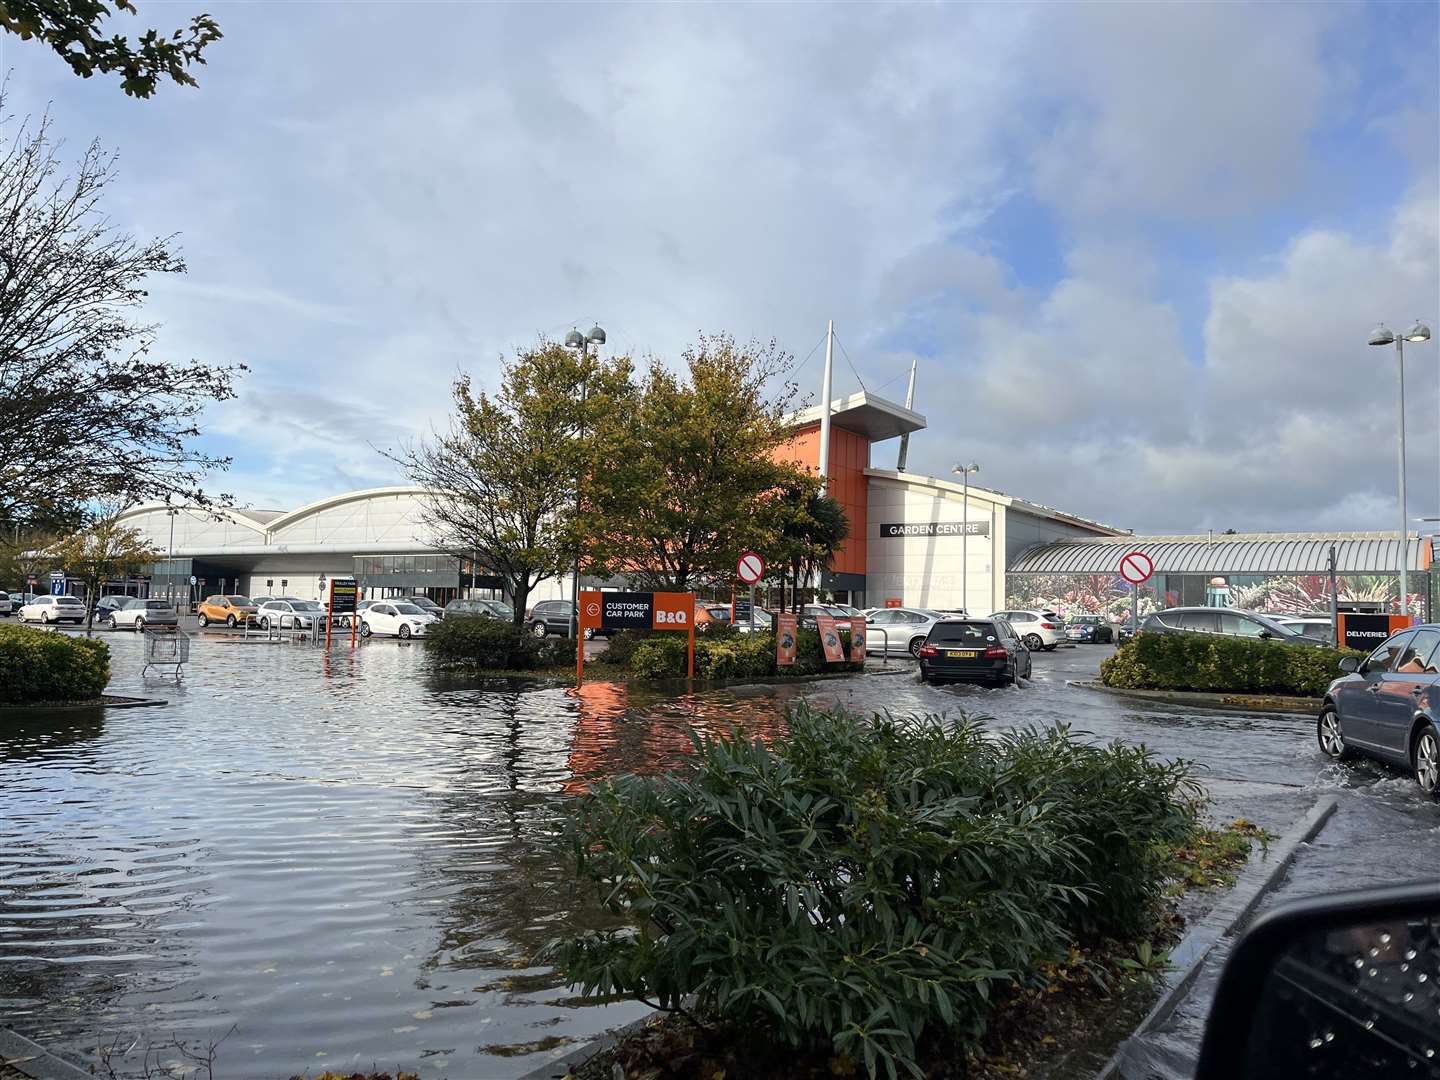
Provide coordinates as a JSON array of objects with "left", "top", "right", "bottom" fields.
[
  {"left": 577, "top": 590, "right": 695, "bottom": 685},
  {"left": 885, "top": 598, "right": 903, "bottom": 608},
  {"left": 650, "top": 592, "right": 694, "bottom": 630},
  {"left": 775, "top": 612, "right": 798, "bottom": 667},
  {"left": 850, "top": 619, "right": 867, "bottom": 663},
  {"left": 815, "top": 613, "right": 845, "bottom": 663}
]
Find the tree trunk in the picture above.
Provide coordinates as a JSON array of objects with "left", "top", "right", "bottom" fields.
[{"left": 509, "top": 577, "right": 531, "bottom": 627}]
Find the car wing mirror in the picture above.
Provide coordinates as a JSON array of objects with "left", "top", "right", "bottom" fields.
[
  {"left": 1195, "top": 880, "right": 1440, "bottom": 1080},
  {"left": 1258, "top": 629, "right": 1273, "bottom": 639},
  {"left": 1338, "top": 655, "right": 1361, "bottom": 673}
]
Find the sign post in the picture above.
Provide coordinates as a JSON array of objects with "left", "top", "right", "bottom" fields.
[
  {"left": 49, "top": 570, "right": 65, "bottom": 596},
  {"left": 1118, "top": 551, "right": 1154, "bottom": 635},
  {"left": 328, "top": 577, "right": 359, "bottom": 648},
  {"left": 736, "top": 551, "right": 765, "bottom": 635},
  {"left": 576, "top": 591, "right": 695, "bottom": 686}
]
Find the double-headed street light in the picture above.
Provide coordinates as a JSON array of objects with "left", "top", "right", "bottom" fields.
[
  {"left": 565, "top": 324, "right": 606, "bottom": 639},
  {"left": 1369, "top": 320, "right": 1431, "bottom": 617},
  {"left": 951, "top": 462, "right": 980, "bottom": 614}
]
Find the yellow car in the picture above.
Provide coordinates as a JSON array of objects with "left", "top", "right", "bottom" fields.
[{"left": 197, "top": 594, "right": 258, "bottom": 627}]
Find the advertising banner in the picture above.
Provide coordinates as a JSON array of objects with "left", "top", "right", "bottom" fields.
[
  {"left": 650, "top": 592, "right": 693, "bottom": 630},
  {"left": 1337, "top": 613, "right": 1412, "bottom": 651},
  {"left": 850, "top": 619, "right": 867, "bottom": 663},
  {"left": 775, "top": 612, "right": 798, "bottom": 667},
  {"left": 815, "top": 613, "right": 845, "bottom": 663}
]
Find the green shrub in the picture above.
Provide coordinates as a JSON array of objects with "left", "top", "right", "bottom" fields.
[
  {"left": 0, "top": 625, "right": 110, "bottom": 703},
  {"left": 619, "top": 625, "right": 863, "bottom": 680},
  {"left": 593, "top": 628, "right": 655, "bottom": 667},
  {"left": 537, "top": 634, "right": 578, "bottom": 669},
  {"left": 626, "top": 634, "right": 690, "bottom": 679},
  {"left": 426, "top": 617, "right": 540, "bottom": 670},
  {"left": 696, "top": 631, "right": 775, "bottom": 678},
  {"left": 548, "top": 704, "right": 1200, "bottom": 1079},
  {"left": 1100, "top": 632, "right": 1362, "bottom": 696}
]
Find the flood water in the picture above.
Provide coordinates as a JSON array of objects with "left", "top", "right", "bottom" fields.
[{"left": 1, "top": 634, "right": 1436, "bottom": 1079}]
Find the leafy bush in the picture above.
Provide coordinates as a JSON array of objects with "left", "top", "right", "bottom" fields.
[
  {"left": 0, "top": 624, "right": 110, "bottom": 703},
  {"left": 537, "top": 634, "right": 578, "bottom": 669},
  {"left": 426, "top": 617, "right": 541, "bottom": 670},
  {"left": 694, "top": 631, "right": 774, "bottom": 679},
  {"left": 592, "top": 628, "right": 655, "bottom": 667},
  {"left": 1100, "top": 632, "right": 1363, "bottom": 696},
  {"left": 626, "top": 634, "right": 690, "bottom": 679},
  {"left": 619, "top": 625, "right": 864, "bottom": 680},
  {"left": 549, "top": 704, "right": 1200, "bottom": 1078}
]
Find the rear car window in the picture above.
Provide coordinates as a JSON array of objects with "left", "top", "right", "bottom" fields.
[{"left": 927, "top": 622, "right": 997, "bottom": 645}]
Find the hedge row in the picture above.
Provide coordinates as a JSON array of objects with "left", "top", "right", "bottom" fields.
[
  {"left": 1099, "top": 631, "right": 1362, "bottom": 697},
  {"left": 600, "top": 626, "right": 863, "bottom": 680},
  {"left": 426, "top": 617, "right": 576, "bottom": 670},
  {"left": 0, "top": 624, "right": 110, "bottom": 704}
]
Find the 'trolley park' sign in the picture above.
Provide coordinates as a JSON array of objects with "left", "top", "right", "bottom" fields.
[{"left": 880, "top": 521, "right": 989, "bottom": 538}]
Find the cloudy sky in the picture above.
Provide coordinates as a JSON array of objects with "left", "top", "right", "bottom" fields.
[{"left": 5, "top": 1, "right": 1437, "bottom": 533}]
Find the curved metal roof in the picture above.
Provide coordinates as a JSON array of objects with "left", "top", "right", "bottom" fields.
[{"left": 1009, "top": 532, "right": 1427, "bottom": 575}]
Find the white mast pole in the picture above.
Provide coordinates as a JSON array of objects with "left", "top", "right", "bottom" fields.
[
  {"left": 895, "top": 355, "right": 917, "bottom": 471},
  {"left": 817, "top": 320, "right": 835, "bottom": 494}
]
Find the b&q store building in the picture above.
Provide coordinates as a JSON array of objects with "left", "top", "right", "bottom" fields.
[{"left": 112, "top": 392, "right": 1433, "bottom": 619}]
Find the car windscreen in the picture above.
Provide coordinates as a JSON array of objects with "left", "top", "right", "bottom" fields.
[
  {"left": 56, "top": 597, "right": 83, "bottom": 605},
  {"left": 1248, "top": 612, "right": 1299, "bottom": 636},
  {"left": 291, "top": 601, "right": 323, "bottom": 611},
  {"left": 145, "top": 601, "right": 172, "bottom": 609},
  {"left": 226, "top": 596, "right": 250, "bottom": 605},
  {"left": 927, "top": 622, "right": 997, "bottom": 645},
  {"left": 392, "top": 603, "right": 424, "bottom": 615},
  {"left": 485, "top": 602, "right": 514, "bottom": 616},
  {"left": 1070, "top": 615, "right": 1098, "bottom": 624},
  {"left": 705, "top": 607, "right": 731, "bottom": 620}
]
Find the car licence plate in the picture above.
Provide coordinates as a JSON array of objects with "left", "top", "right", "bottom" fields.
[{"left": 945, "top": 649, "right": 977, "bottom": 658}]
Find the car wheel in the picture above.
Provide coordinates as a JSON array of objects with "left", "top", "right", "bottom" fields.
[
  {"left": 134, "top": 617, "right": 145, "bottom": 631},
  {"left": 583, "top": 627, "right": 595, "bottom": 641},
  {"left": 41, "top": 610, "right": 50, "bottom": 624},
  {"left": 261, "top": 616, "right": 271, "bottom": 630},
  {"left": 360, "top": 622, "right": 372, "bottom": 638},
  {"left": 1414, "top": 727, "right": 1440, "bottom": 797},
  {"left": 105, "top": 615, "right": 117, "bottom": 629},
  {"left": 1316, "top": 706, "right": 1352, "bottom": 761},
  {"left": 399, "top": 624, "right": 412, "bottom": 640},
  {"left": 198, "top": 614, "right": 208, "bottom": 627},
  {"left": 1023, "top": 633, "right": 1043, "bottom": 651},
  {"left": 226, "top": 614, "right": 237, "bottom": 628},
  {"left": 531, "top": 621, "right": 548, "bottom": 638},
  {"left": 908, "top": 637, "right": 924, "bottom": 658}
]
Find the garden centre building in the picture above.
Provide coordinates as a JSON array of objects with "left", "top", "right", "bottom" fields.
[{"left": 99, "top": 392, "right": 1432, "bottom": 621}]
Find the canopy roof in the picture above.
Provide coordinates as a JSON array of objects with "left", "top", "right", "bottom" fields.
[{"left": 1009, "top": 532, "right": 1427, "bottom": 575}]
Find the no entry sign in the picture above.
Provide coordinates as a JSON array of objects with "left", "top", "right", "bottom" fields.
[
  {"left": 737, "top": 551, "right": 765, "bottom": 585},
  {"left": 1119, "top": 551, "right": 1154, "bottom": 585}
]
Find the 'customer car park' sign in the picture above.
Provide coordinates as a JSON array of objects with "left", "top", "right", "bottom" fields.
[{"left": 577, "top": 590, "right": 696, "bottom": 684}]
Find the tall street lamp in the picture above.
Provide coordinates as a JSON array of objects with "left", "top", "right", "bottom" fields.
[
  {"left": 565, "top": 324, "right": 606, "bottom": 639},
  {"left": 951, "top": 462, "right": 980, "bottom": 614},
  {"left": 1369, "top": 321, "right": 1431, "bottom": 618}
]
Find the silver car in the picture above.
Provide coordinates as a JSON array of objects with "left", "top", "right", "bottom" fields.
[
  {"left": 107, "top": 598, "right": 179, "bottom": 630},
  {"left": 862, "top": 607, "right": 950, "bottom": 657},
  {"left": 257, "top": 599, "right": 326, "bottom": 630},
  {"left": 0, "top": 591, "right": 11, "bottom": 616}
]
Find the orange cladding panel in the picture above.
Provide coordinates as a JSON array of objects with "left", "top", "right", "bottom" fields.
[{"left": 772, "top": 424, "right": 869, "bottom": 578}]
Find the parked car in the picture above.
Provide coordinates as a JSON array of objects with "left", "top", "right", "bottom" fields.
[
  {"left": 107, "top": 598, "right": 179, "bottom": 630},
  {"left": 799, "top": 604, "right": 853, "bottom": 633},
  {"left": 445, "top": 598, "right": 513, "bottom": 620},
  {"left": 993, "top": 609, "right": 1064, "bottom": 651},
  {"left": 197, "top": 595, "right": 259, "bottom": 627},
  {"left": 337, "top": 597, "right": 382, "bottom": 629},
  {"left": 1116, "top": 621, "right": 1140, "bottom": 644},
  {"left": 527, "top": 599, "right": 581, "bottom": 638},
  {"left": 1318, "top": 625, "right": 1440, "bottom": 796},
  {"left": 1065, "top": 614, "right": 1115, "bottom": 644},
  {"left": 1141, "top": 607, "right": 1326, "bottom": 646},
  {"left": 734, "top": 607, "right": 774, "bottom": 634},
  {"left": 695, "top": 603, "right": 733, "bottom": 632},
  {"left": 917, "top": 617, "right": 1032, "bottom": 687},
  {"left": 0, "top": 591, "right": 11, "bottom": 616},
  {"left": 862, "top": 607, "right": 950, "bottom": 658},
  {"left": 360, "top": 601, "right": 436, "bottom": 639},
  {"left": 258, "top": 599, "right": 325, "bottom": 630},
  {"left": 20, "top": 595, "right": 86, "bottom": 624},
  {"left": 406, "top": 596, "right": 446, "bottom": 620},
  {"left": 1271, "top": 614, "right": 1335, "bottom": 644},
  {"left": 250, "top": 596, "right": 276, "bottom": 609},
  {"left": 95, "top": 595, "right": 130, "bottom": 619}
]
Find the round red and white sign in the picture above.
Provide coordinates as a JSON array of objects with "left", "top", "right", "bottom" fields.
[
  {"left": 1118, "top": 551, "right": 1154, "bottom": 585},
  {"left": 737, "top": 551, "right": 765, "bottom": 585}
]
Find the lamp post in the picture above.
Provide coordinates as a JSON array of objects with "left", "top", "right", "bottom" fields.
[
  {"left": 165, "top": 507, "right": 178, "bottom": 604},
  {"left": 951, "top": 463, "right": 979, "bottom": 614},
  {"left": 564, "top": 324, "right": 606, "bottom": 639},
  {"left": 1369, "top": 321, "right": 1431, "bottom": 618}
]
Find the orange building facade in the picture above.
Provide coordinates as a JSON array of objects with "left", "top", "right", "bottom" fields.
[{"left": 774, "top": 423, "right": 870, "bottom": 578}]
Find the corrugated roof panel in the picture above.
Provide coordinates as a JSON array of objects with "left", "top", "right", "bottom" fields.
[{"left": 1008, "top": 533, "right": 1427, "bottom": 575}]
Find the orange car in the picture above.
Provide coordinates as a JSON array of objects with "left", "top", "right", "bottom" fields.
[
  {"left": 695, "top": 602, "right": 734, "bottom": 632},
  {"left": 197, "top": 594, "right": 258, "bottom": 627}
]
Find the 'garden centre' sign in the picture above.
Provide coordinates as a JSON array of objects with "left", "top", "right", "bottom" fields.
[{"left": 880, "top": 521, "right": 989, "bottom": 538}]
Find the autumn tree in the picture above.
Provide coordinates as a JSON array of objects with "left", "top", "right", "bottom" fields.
[
  {"left": 49, "top": 503, "right": 159, "bottom": 628},
  {"left": 766, "top": 478, "right": 850, "bottom": 610},
  {"left": 0, "top": 1, "right": 222, "bottom": 98},
  {"left": 388, "top": 342, "right": 633, "bottom": 626},
  {"left": 0, "top": 104, "right": 244, "bottom": 530},
  {"left": 585, "top": 334, "right": 811, "bottom": 591}
]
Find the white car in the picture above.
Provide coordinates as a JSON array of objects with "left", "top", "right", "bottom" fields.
[
  {"left": 0, "top": 591, "right": 11, "bottom": 616},
  {"left": 21, "top": 595, "right": 86, "bottom": 625},
  {"left": 258, "top": 599, "right": 326, "bottom": 630},
  {"left": 107, "top": 598, "right": 179, "bottom": 630},
  {"left": 359, "top": 601, "right": 436, "bottom": 639},
  {"left": 993, "top": 609, "right": 1065, "bottom": 651}
]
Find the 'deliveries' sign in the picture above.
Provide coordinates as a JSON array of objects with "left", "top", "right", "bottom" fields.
[{"left": 880, "top": 521, "right": 989, "bottom": 538}]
